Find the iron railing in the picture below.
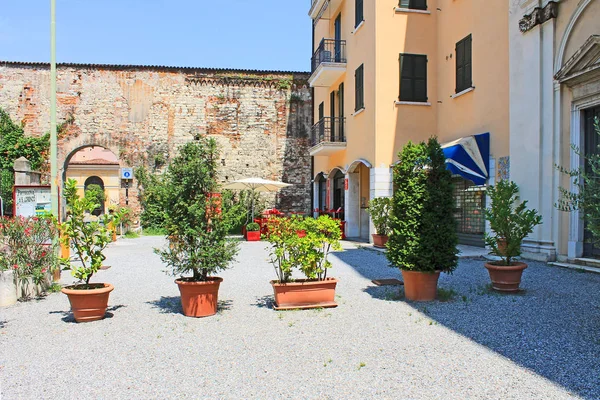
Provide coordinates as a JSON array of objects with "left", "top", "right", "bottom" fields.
[
  {"left": 311, "top": 39, "right": 347, "bottom": 73},
  {"left": 311, "top": 117, "right": 346, "bottom": 147}
]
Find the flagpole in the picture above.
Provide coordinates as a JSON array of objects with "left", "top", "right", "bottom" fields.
[{"left": 50, "top": 0, "right": 58, "bottom": 217}]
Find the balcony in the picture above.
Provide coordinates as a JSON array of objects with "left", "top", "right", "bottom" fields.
[
  {"left": 309, "top": 117, "right": 347, "bottom": 156},
  {"left": 308, "top": 39, "right": 347, "bottom": 88},
  {"left": 309, "top": 0, "right": 328, "bottom": 20}
]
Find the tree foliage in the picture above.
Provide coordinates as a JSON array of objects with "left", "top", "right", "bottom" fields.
[
  {"left": 155, "top": 138, "right": 240, "bottom": 281},
  {"left": 367, "top": 196, "right": 392, "bottom": 236},
  {"left": 135, "top": 165, "right": 168, "bottom": 229},
  {"left": 484, "top": 180, "right": 542, "bottom": 266},
  {"left": 386, "top": 138, "right": 458, "bottom": 273},
  {"left": 0, "top": 108, "right": 49, "bottom": 171}
]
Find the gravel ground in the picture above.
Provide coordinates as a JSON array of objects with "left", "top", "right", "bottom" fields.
[{"left": 1, "top": 236, "right": 599, "bottom": 399}]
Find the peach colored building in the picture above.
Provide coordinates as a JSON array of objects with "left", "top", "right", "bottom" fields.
[{"left": 308, "top": 0, "right": 509, "bottom": 245}]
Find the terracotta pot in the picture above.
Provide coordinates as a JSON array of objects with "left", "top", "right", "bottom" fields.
[
  {"left": 271, "top": 278, "right": 338, "bottom": 309},
  {"left": 0, "top": 270, "right": 18, "bottom": 307},
  {"left": 401, "top": 270, "right": 441, "bottom": 301},
  {"left": 246, "top": 230, "right": 261, "bottom": 241},
  {"left": 176, "top": 277, "right": 223, "bottom": 317},
  {"left": 485, "top": 262, "right": 527, "bottom": 292},
  {"left": 372, "top": 234, "right": 389, "bottom": 248},
  {"left": 62, "top": 283, "right": 114, "bottom": 322}
]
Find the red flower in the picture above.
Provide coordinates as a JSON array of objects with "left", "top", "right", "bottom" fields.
[
  {"left": 41, "top": 251, "right": 47, "bottom": 257},
  {"left": 41, "top": 268, "right": 47, "bottom": 273},
  {"left": 13, "top": 264, "right": 18, "bottom": 270}
]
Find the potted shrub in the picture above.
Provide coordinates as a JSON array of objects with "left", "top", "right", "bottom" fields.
[
  {"left": 0, "top": 215, "right": 58, "bottom": 303},
  {"left": 60, "top": 179, "right": 114, "bottom": 322},
  {"left": 484, "top": 180, "right": 542, "bottom": 292},
  {"left": 155, "top": 138, "right": 239, "bottom": 318},
  {"left": 245, "top": 222, "right": 261, "bottom": 242},
  {"left": 266, "top": 215, "right": 342, "bottom": 309},
  {"left": 367, "top": 196, "right": 392, "bottom": 248},
  {"left": 387, "top": 138, "right": 459, "bottom": 301}
]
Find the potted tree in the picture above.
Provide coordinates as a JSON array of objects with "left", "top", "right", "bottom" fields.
[
  {"left": 266, "top": 215, "right": 342, "bottom": 309},
  {"left": 60, "top": 179, "right": 114, "bottom": 322},
  {"left": 155, "top": 138, "right": 239, "bottom": 318},
  {"left": 387, "top": 138, "right": 459, "bottom": 301},
  {"left": 367, "top": 196, "right": 392, "bottom": 248},
  {"left": 484, "top": 180, "right": 542, "bottom": 292},
  {"left": 245, "top": 222, "right": 261, "bottom": 242}
]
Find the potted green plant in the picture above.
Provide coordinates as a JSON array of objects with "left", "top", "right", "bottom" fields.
[
  {"left": 266, "top": 215, "right": 342, "bottom": 309},
  {"left": 155, "top": 138, "right": 239, "bottom": 318},
  {"left": 60, "top": 179, "right": 114, "bottom": 322},
  {"left": 484, "top": 180, "right": 542, "bottom": 291},
  {"left": 245, "top": 222, "right": 261, "bottom": 242},
  {"left": 367, "top": 196, "right": 392, "bottom": 248},
  {"left": 387, "top": 138, "right": 459, "bottom": 301}
]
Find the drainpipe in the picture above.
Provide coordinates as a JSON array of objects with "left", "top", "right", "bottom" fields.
[
  {"left": 310, "top": 16, "right": 315, "bottom": 214},
  {"left": 50, "top": 0, "right": 58, "bottom": 218}
]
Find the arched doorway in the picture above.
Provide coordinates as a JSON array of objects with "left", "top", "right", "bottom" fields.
[
  {"left": 64, "top": 146, "right": 121, "bottom": 218},
  {"left": 84, "top": 176, "right": 105, "bottom": 216}
]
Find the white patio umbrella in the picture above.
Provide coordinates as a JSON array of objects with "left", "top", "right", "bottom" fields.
[{"left": 222, "top": 177, "right": 292, "bottom": 221}]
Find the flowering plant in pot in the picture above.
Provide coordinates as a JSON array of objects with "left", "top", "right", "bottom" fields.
[
  {"left": 484, "top": 180, "right": 542, "bottom": 292},
  {"left": 245, "top": 222, "right": 261, "bottom": 242},
  {"left": 60, "top": 179, "right": 114, "bottom": 322},
  {"left": 0, "top": 215, "right": 59, "bottom": 304},
  {"left": 387, "top": 138, "right": 458, "bottom": 301},
  {"left": 155, "top": 138, "right": 239, "bottom": 318},
  {"left": 266, "top": 215, "right": 342, "bottom": 309},
  {"left": 367, "top": 196, "right": 392, "bottom": 248}
]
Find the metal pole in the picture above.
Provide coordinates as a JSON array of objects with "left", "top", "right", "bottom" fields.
[{"left": 50, "top": 0, "right": 58, "bottom": 217}]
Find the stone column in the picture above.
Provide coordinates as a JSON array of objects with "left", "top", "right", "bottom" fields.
[{"left": 345, "top": 171, "right": 360, "bottom": 238}]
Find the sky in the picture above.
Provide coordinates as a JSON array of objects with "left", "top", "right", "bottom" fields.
[{"left": 0, "top": 0, "right": 312, "bottom": 72}]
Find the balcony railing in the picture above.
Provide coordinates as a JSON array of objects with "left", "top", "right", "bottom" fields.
[
  {"left": 311, "top": 117, "right": 346, "bottom": 147},
  {"left": 311, "top": 39, "right": 347, "bottom": 73}
]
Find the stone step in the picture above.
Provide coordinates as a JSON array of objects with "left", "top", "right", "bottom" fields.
[
  {"left": 548, "top": 262, "right": 600, "bottom": 274},
  {"left": 570, "top": 257, "right": 600, "bottom": 268}
]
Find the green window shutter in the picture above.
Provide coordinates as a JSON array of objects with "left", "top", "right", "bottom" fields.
[
  {"left": 399, "top": 54, "right": 427, "bottom": 102},
  {"left": 464, "top": 35, "right": 472, "bottom": 89},
  {"left": 355, "top": 64, "right": 364, "bottom": 111},
  {"left": 456, "top": 34, "right": 472, "bottom": 93},
  {"left": 411, "top": 0, "right": 427, "bottom": 10},
  {"left": 399, "top": 0, "right": 410, "bottom": 8},
  {"left": 355, "top": 0, "right": 364, "bottom": 28}
]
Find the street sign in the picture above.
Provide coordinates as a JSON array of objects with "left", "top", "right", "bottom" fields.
[{"left": 121, "top": 168, "right": 133, "bottom": 180}]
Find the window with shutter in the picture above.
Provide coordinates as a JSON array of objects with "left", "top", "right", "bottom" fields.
[
  {"left": 355, "top": 65, "right": 364, "bottom": 111},
  {"left": 355, "top": 0, "right": 364, "bottom": 28},
  {"left": 399, "top": 54, "right": 427, "bottom": 102},
  {"left": 398, "top": 0, "right": 427, "bottom": 10},
  {"left": 455, "top": 34, "right": 473, "bottom": 93}
]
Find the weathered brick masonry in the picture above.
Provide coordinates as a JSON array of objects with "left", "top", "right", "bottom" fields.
[{"left": 0, "top": 62, "right": 312, "bottom": 215}]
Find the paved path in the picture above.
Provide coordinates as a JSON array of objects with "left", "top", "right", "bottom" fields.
[{"left": 1, "top": 236, "right": 598, "bottom": 399}]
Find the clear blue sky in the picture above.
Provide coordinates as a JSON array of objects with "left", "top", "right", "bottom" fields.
[{"left": 0, "top": 0, "right": 312, "bottom": 72}]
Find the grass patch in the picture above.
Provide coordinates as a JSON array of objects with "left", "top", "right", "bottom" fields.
[
  {"left": 142, "top": 227, "right": 167, "bottom": 236},
  {"left": 47, "top": 283, "right": 63, "bottom": 293},
  {"left": 124, "top": 231, "right": 140, "bottom": 239},
  {"left": 437, "top": 288, "right": 457, "bottom": 302}
]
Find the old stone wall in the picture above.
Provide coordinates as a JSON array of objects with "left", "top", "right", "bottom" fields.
[{"left": 0, "top": 62, "right": 313, "bottom": 217}]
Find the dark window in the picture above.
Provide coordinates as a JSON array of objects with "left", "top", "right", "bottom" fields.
[
  {"left": 334, "top": 14, "right": 342, "bottom": 62},
  {"left": 339, "top": 83, "right": 345, "bottom": 141},
  {"left": 456, "top": 34, "right": 473, "bottom": 93},
  {"left": 355, "top": 64, "right": 364, "bottom": 111},
  {"left": 355, "top": 0, "right": 364, "bottom": 28},
  {"left": 398, "top": 0, "right": 427, "bottom": 10},
  {"left": 399, "top": 54, "right": 427, "bottom": 102}
]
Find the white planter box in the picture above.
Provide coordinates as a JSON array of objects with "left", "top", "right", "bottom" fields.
[{"left": 0, "top": 270, "right": 18, "bottom": 307}]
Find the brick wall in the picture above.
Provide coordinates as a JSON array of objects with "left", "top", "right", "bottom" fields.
[{"left": 0, "top": 63, "right": 313, "bottom": 216}]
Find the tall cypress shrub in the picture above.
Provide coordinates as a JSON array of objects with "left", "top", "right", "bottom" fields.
[{"left": 387, "top": 137, "right": 458, "bottom": 273}]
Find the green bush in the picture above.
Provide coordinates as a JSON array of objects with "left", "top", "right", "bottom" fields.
[
  {"left": 367, "top": 197, "right": 392, "bottom": 236},
  {"left": 155, "top": 137, "right": 239, "bottom": 281},
  {"left": 246, "top": 222, "right": 260, "bottom": 232},
  {"left": 485, "top": 180, "right": 542, "bottom": 266},
  {"left": 386, "top": 137, "right": 458, "bottom": 273},
  {"left": 135, "top": 166, "right": 167, "bottom": 229}
]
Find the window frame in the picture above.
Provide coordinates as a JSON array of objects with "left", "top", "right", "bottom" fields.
[
  {"left": 398, "top": 0, "right": 427, "bottom": 11},
  {"left": 398, "top": 53, "right": 428, "bottom": 103},
  {"left": 455, "top": 34, "right": 473, "bottom": 94},
  {"left": 355, "top": 64, "right": 365, "bottom": 112}
]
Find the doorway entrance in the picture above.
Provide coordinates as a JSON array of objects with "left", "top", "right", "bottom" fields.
[
  {"left": 583, "top": 106, "right": 600, "bottom": 257},
  {"left": 452, "top": 176, "right": 486, "bottom": 247}
]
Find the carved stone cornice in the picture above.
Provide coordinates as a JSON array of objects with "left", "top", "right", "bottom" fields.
[{"left": 519, "top": 1, "right": 558, "bottom": 33}]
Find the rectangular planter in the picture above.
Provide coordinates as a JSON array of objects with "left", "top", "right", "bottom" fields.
[
  {"left": 16, "top": 274, "right": 51, "bottom": 300},
  {"left": 246, "top": 231, "right": 261, "bottom": 241},
  {"left": 0, "top": 270, "right": 18, "bottom": 307},
  {"left": 270, "top": 278, "right": 338, "bottom": 310}
]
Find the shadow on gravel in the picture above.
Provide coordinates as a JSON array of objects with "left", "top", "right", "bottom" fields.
[
  {"left": 0, "top": 320, "right": 7, "bottom": 329},
  {"left": 334, "top": 248, "right": 400, "bottom": 281},
  {"left": 147, "top": 297, "right": 233, "bottom": 316},
  {"left": 49, "top": 305, "right": 126, "bottom": 323},
  {"left": 253, "top": 295, "right": 274, "bottom": 309}
]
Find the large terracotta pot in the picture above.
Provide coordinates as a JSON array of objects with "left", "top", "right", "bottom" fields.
[
  {"left": 401, "top": 270, "right": 441, "bottom": 301},
  {"left": 485, "top": 262, "right": 527, "bottom": 292},
  {"left": 372, "top": 234, "right": 389, "bottom": 248},
  {"left": 62, "top": 283, "right": 114, "bottom": 322},
  {"left": 176, "top": 277, "right": 223, "bottom": 317},
  {"left": 246, "top": 231, "right": 261, "bottom": 242},
  {"left": 271, "top": 278, "right": 338, "bottom": 310},
  {"left": 0, "top": 270, "right": 17, "bottom": 307}
]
